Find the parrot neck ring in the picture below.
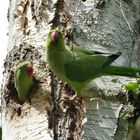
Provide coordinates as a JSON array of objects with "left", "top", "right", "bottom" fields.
[
  {"left": 26, "top": 64, "right": 33, "bottom": 76},
  {"left": 51, "top": 31, "right": 58, "bottom": 44}
]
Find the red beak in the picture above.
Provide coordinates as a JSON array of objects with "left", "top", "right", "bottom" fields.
[
  {"left": 26, "top": 64, "right": 33, "bottom": 76},
  {"left": 51, "top": 31, "right": 58, "bottom": 43}
]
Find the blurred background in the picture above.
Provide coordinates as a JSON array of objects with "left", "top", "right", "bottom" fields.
[
  {"left": 0, "top": 1, "right": 9, "bottom": 135},
  {"left": 0, "top": 1, "right": 9, "bottom": 84}
]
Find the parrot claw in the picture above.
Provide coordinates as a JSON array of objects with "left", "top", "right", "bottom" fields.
[
  {"left": 59, "top": 93, "right": 83, "bottom": 107},
  {"left": 60, "top": 94, "right": 77, "bottom": 103},
  {"left": 68, "top": 94, "right": 77, "bottom": 100}
]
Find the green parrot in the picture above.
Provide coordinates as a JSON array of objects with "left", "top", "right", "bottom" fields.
[
  {"left": 46, "top": 28, "right": 140, "bottom": 97},
  {"left": 14, "top": 61, "right": 33, "bottom": 104}
]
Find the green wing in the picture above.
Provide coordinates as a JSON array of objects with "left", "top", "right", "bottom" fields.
[
  {"left": 68, "top": 46, "right": 108, "bottom": 56},
  {"left": 73, "top": 47, "right": 97, "bottom": 55},
  {"left": 14, "top": 68, "right": 22, "bottom": 89},
  {"left": 64, "top": 53, "right": 121, "bottom": 82}
]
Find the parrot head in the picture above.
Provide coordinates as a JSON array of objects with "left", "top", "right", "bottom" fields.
[
  {"left": 26, "top": 64, "right": 33, "bottom": 76},
  {"left": 46, "top": 28, "right": 65, "bottom": 50},
  {"left": 16, "top": 61, "right": 33, "bottom": 77}
]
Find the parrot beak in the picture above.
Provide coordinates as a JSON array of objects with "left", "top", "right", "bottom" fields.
[
  {"left": 51, "top": 31, "right": 58, "bottom": 43},
  {"left": 26, "top": 64, "right": 33, "bottom": 76}
]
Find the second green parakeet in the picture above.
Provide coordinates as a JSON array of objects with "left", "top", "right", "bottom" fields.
[
  {"left": 46, "top": 28, "right": 140, "bottom": 97},
  {"left": 14, "top": 61, "right": 33, "bottom": 104}
]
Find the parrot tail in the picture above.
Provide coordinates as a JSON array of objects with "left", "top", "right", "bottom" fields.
[{"left": 103, "top": 65, "right": 140, "bottom": 77}]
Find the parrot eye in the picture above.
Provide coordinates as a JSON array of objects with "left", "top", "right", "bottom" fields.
[
  {"left": 26, "top": 64, "right": 33, "bottom": 76},
  {"left": 50, "top": 31, "right": 58, "bottom": 43}
]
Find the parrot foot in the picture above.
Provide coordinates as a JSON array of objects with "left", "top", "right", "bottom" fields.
[
  {"left": 60, "top": 94, "right": 83, "bottom": 107},
  {"left": 60, "top": 94, "right": 77, "bottom": 103},
  {"left": 68, "top": 94, "right": 77, "bottom": 100}
]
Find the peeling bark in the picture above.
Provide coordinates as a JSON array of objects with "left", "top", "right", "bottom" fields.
[{"left": 2, "top": 0, "right": 140, "bottom": 140}]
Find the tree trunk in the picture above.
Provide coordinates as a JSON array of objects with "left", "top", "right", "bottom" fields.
[{"left": 2, "top": 0, "right": 140, "bottom": 140}]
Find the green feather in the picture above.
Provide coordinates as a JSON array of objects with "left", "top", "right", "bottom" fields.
[{"left": 14, "top": 61, "right": 33, "bottom": 104}]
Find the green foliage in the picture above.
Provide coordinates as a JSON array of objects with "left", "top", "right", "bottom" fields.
[
  {"left": 121, "top": 80, "right": 140, "bottom": 139},
  {"left": 124, "top": 82, "right": 140, "bottom": 99},
  {"left": 124, "top": 82, "right": 139, "bottom": 90}
]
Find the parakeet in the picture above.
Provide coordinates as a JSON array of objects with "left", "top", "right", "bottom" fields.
[
  {"left": 46, "top": 28, "right": 140, "bottom": 97},
  {"left": 14, "top": 61, "right": 33, "bottom": 104}
]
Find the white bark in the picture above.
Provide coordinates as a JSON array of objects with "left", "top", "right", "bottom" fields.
[
  {"left": 2, "top": 0, "right": 140, "bottom": 140},
  {"left": 64, "top": 0, "right": 139, "bottom": 139},
  {"left": 2, "top": 0, "right": 54, "bottom": 139}
]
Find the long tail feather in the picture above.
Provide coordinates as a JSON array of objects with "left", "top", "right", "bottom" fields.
[{"left": 102, "top": 65, "right": 140, "bottom": 77}]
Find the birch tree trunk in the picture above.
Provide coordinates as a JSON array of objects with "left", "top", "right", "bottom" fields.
[{"left": 2, "top": 0, "right": 140, "bottom": 140}]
